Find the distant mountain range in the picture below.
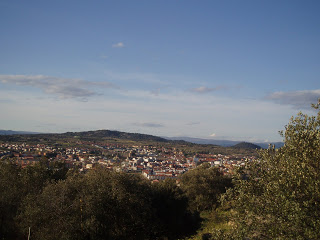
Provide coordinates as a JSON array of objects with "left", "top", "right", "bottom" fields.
[
  {"left": 0, "top": 129, "right": 283, "bottom": 149},
  {"left": 166, "top": 136, "right": 284, "bottom": 149},
  {"left": 0, "top": 129, "right": 170, "bottom": 143},
  {"left": 0, "top": 130, "right": 40, "bottom": 135}
]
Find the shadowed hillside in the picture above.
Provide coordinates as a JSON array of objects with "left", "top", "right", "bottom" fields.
[
  {"left": 232, "top": 142, "right": 262, "bottom": 149},
  {"left": 62, "top": 130, "right": 170, "bottom": 142}
]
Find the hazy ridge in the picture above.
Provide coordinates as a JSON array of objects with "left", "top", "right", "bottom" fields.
[{"left": 0, "top": 129, "right": 283, "bottom": 148}]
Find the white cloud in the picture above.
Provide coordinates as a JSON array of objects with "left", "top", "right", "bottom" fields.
[
  {"left": 113, "top": 88, "right": 294, "bottom": 140},
  {"left": 189, "top": 85, "right": 239, "bottom": 94},
  {"left": 210, "top": 133, "right": 216, "bottom": 137},
  {"left": 190, "top": 86, "right": 217, "bottom": 93},
  {"left": 0, "top": 78, "right": 300, "bottom": 142},
  {"left": 266, "top": 89, "right": 320, "bottom": 109},
  {"left": 0, "top": 75, "right": 118, "bottom": 100},
  {"left": 112, "top": 42, "right": 124, "bottom": 48}
]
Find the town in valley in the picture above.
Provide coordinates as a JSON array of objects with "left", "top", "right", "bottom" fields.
[{"left": 0, "top": 131, "right": 257, "bottom": 181}]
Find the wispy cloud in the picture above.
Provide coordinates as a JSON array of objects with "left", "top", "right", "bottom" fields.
[
  {"left": 132, "top": 122, "right": 164, "bottom": 128},
  {"left": 0, "top": 75, "right": 118, "bottom": 100},
  {"left": 0, "top": 85, "right": 294, "bottom": 142},
  {"left": 266, "top": 89, "right": 320, "bottom": 109},
  {"left": 112, "top": 42, "right": 124, "bottom": 48},
  {"left": 210, "top": 133, "right": 216, "bottom": 137},
  {"left": 190, "top": 85, "right": 233, "bottom": 94}
]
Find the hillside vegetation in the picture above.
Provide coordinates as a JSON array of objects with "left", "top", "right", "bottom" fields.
[
  {"left": 232, "top": 141, "right": 262, "bottom": 149},
  {"left": 0, "top": 130, "right": 258, "bottom": 157},
  {"left": 189, "top": 101, "right": 320, "bottom": 239},
  {"left": 62, "top": 129, "right": 170, "bottom": 142},
  {"left": 0, "top": 160, "right": 234, "bottom": 239}
]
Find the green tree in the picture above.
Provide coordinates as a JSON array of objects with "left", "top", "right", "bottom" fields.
[
  {"left": 17, "top": 174, "right": 84, "bottom": 240},
  {"left": 180, "top": 163, "right": 233, "bottom": 212},
  {"left": 20, "top": 162, "right": 52, "bottom": 195},
  {"left": 0, "top": 163, "right": 23, "bottom": 239},
  {"left": 0, "top": 160, "right": 69, "bottom": 239},
  {"left": 18, "top": 168, "right": 156, "bottom": 240},
  {"left": 17, "top": 167, "right": 202, "bottom": 240},
  {"left": 222, "top": 101, "right": 320, "bottom": 239},
  {"left": 48, "top": 160, "right": 69, "bottom": 181},
  {"left": 81, "top": 168, "right": 155, "bottom": 240},
  {"left": 151, "top": 178, "right": 200, "bottom": 238}
]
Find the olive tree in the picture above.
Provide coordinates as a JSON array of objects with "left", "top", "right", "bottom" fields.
[
  {"left": 18, "top": 169, "right": 156, "bottom": 240},
  {"left": 223, "top": 101, "right": 320, "bottom": 239},
  {"left": 180, "top": 163, "right": 233, "bottom": 212}
]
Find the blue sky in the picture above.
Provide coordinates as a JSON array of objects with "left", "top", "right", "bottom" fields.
[{"left": 0, "top": 0, "right": 319, "bottom": 142}]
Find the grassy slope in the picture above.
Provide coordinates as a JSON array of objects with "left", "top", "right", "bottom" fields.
[{"left": 186, "top": 208, "right": 234, "bottom": 240}]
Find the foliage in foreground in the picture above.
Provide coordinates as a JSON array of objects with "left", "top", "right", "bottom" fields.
[
  {"left": 180, "top": 163, "right": 233, "bottom": 212},
  {"left": 198, "top": 101, "right": 320, "bottom": 239},
  {"left": 1, "top": 162, "right": 214, "bottom": 240}
]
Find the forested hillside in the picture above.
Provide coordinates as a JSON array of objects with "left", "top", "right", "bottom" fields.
[{"left": 232, "top": 141, "right": 262, "bottom": 149}]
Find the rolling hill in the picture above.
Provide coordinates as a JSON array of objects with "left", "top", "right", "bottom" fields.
[{"left": 232, "top": 142, "right": 262, "bottom": 149}]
